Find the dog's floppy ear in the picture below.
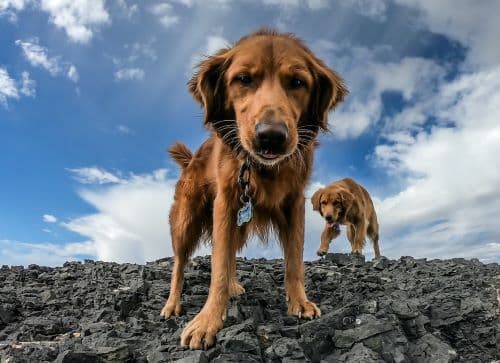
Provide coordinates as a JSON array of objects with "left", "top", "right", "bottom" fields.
[
  {"left": 188, "top": 48, "right": 231, "bottom": 125},
  {"left": 308, "top": 56, "right": 348, "bottom": 132},
  {"left": 311, "top": 188, "right": 324, "bottom": 213}
]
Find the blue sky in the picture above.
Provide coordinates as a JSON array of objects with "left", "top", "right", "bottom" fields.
[{"left": 1, "top": 0, "right": 500, "bottom": 266}]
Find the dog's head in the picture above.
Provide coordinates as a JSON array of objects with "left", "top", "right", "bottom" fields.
[
  {"left": 189, "top": 29, "right": 347, "bottom": 166},
  {"left": 311, "top": 186, "right": 354, "bottom": 226}
]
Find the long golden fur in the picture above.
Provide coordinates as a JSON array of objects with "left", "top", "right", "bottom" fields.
[
  {"left": 161, "top": 29, "right": 347, "bottom": 350},
  {"left": 311, "top": 178, "right": 381, "bottom": 258}
]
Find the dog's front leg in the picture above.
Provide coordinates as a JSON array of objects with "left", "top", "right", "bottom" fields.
[
  {"left": 280, "top": 196, "right": 321, "bottom": 319},
  {"left": 180, "top": 194, "right": 242, "bottom": 350},
  {"left": 317, "top": 224, "right": 341, "bottom": 256},
  {"left": 351, "top": 219, "right": 367, "bottom": 255}
]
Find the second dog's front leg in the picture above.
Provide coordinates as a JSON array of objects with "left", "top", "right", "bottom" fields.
[
  {"left": 317, "top": 224, "right": 341, "bottom": 256},
  {"left": 180, "top": 195, "right": 242, "bottom": 349},
  {"left": 281, "top": 196, "right": 321, "bottom": 319}
]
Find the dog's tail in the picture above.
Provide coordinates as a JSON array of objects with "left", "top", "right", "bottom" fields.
[{"left": 168, "top": 142, "right": 193, "bottom": 169}]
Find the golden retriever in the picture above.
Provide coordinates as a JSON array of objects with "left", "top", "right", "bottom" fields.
[
  {"left": 161, "top": 29, "right": 347, "bottom": 349},
  {"left": 311, "top": 178, "right": 381, "bottom": 258}
]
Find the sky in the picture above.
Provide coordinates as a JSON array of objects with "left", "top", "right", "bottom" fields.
[{"left": 1, "top": 0, "right": 499, "bottom": 266}]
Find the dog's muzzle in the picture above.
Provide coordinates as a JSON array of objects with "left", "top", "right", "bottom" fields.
[{"left": 253, "top": 121, "right": 288, "bottom": 160}]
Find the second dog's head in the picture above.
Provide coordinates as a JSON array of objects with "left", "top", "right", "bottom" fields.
[
  {"left": 311, "top": 186, "right": 354, "bottom": 227},
  {"left": 188, "top": 29, "right": 347, "bottom": 166}
]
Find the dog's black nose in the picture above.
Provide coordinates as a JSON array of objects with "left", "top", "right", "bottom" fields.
[
  {"left": 254, "top": 121, "right": 288, "bottom": 154},
  {"left": 325, "top": 215, "right": 333, "bottom": 223}
]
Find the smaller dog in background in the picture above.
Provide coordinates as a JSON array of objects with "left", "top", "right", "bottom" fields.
[{"left": 311, "top": 178, "right": 381, "bottom": 258}]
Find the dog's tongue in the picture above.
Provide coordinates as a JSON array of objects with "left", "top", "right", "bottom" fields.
[
  {"left": 261, "top": 151, "right": 277, "bottom": 159},
  {"left": 327, "top": 222, "right": 340, "bottom": 229}
]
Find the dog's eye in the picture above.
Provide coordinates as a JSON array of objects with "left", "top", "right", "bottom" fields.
[
  {"left": 236, "top": 74, "right": 253, "bottom": 85},
  {"left": 320, "top": 200, "right": 327, "bottom": 205},
  {"left": 289, "top": 78, "right": 306, "bottom": 89}
]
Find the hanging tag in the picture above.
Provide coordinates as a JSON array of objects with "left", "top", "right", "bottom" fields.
[{"left": 237, "top": 200, "right": 253, "bottom": 227}]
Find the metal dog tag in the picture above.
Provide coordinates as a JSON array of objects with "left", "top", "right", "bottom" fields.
[{"left": 237, "top": 200, "right": 253, "bottom": 227}]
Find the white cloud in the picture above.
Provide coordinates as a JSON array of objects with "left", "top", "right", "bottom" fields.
[
  {"left": 0, "top": 67, "right": 19, "bottom": 106},
  {"left": 16, "top": 38, "right": 61, "bottom": 75},
  {"left": 331, "top": 55, "right": 444, "bottom": 139},
  {"left": 68, "top": 167, "right": 125, "bottom": 184},
  {"left": 43, "top": 214, "right": 58, "bottom": 223},
  {"left": 19, "top": 71, "right": 36, "bottom": 96},
  {"left": 16, "top": 38, "right": 79, "bottom": 82},
  {"left": 342, "top": 0, "right": 386, "bottom": 20},
  {"left": 125, "top": 40, "right": 158, "bottom": 62},
  {"left": 0, "top": 239, "right": 96, "bottom": 267},
  {"left": 0, "top": 68, "right": 35, "bottom": 107},
  {"left": 373, "top": 66, "right": 500, "bottom": 261},
  {"left": 54, "top": 167, "right": 331, "bottom": 264},
  {"left": 40, "top": 0, "right": 110, "bottom": 43},
  {"left": 116, "top": 124, "right": 133, "bottom": 134},
  {"left": 150, "top": 2, "right": 179, "bottom": 28},
  {"left": 189, "top": 34, "right": 229, "bottom": 74},
  {"left": 67, "top": 65, "right": 79, "bottom": 82},
  {"left": 394, "top": 0, "right": 500, "bottom": 68},
  {"left": 63, "top": 169, "right": 188, "bottom": 263},
  {"left": 0, "top": 0, "right": 30, "bottom": 21},
  {"left": 114, "top": 67, "right": 145, "bottom": 81},
  {"left": 116, "top": 0, "right": 138, "bottom": 18}
]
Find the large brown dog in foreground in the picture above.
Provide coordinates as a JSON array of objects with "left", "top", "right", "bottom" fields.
[
  {"left": 311, "top": 178, "right": 381, "bottom": 258},
  {"left": 161, "top": 29, "right": 347, "bottom": 349}
]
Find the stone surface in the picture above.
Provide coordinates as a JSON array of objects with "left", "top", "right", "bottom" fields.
[{"left": 0, "top": 255, "right": 499, "bottom": 362}]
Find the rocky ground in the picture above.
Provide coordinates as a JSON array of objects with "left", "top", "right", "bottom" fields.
[{"left": 0, "top": 253, "right": 499, "bottom": 362}]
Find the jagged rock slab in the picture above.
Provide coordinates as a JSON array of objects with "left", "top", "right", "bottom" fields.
[{"left": 0, "top": 254, "right": 499, "bottom": 362}]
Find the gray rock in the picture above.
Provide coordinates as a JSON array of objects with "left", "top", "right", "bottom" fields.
[
  {"left": 408, "top": 333, "right": 458, "bottom": 362},
  {"left": 333, "top": 314, "right": 393, "bottom": 348},
  {"left": 372, "top": 256, "right": 389, "bottom": 270},
  {"left": 324, "top": 343, "right": 383, "bottom": 363},
  {"left": 0, "top": 255, "right": 498, "bottom": 362}
]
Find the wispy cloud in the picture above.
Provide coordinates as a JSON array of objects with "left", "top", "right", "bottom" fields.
[
  {"left": 150, "top": 2, "right": 178, "bottom": 28},
  {"left": 43, "top": 214, "right": 58, "bottom": 223},
  {"left": 116, "top": 124, "right": 133, "bottom": 134},
  {"left": 0, "top": 0, "right": 31, "bottom": 21},
  {"left": 67, "top": 65, "right": 79, "bottom": 82},
  {"left": 0, "top": 67, "right": 19, "bottom": 106},
  {"left": 16, "top": 38, "right": 79, "bottom": 82},
  {"left": 116, "top": 0, "right": 138, "bottom": 19},
  {"left": 0, "top": 239, "right": 96, "bottom": 267},
  {"left": 114, "top": 67, "right": 145, "bottom": 81},
  {"left": 16, "top": 38, "right": 61, "bottom": 75},
  {"left": 0, "top": 67, "right": 35, "bottom": 107},
  {"left": 68, "top": 167, "right": 125, "bottom": 184}
]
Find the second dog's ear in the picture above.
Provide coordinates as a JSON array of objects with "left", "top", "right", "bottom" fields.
[
  {"left": 188, "top": 48, "right": 231, "bottom": 125},
  {"left": 311, "top": 188, "right": 323, "bottom": 212}
]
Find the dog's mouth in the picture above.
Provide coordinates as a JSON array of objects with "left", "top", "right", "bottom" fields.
[
  {"left": 326, "top": 221, "right": 340, "bottom": 229},
  {"left": 256, "top": 150, "right": 280, "bottom": 160}
]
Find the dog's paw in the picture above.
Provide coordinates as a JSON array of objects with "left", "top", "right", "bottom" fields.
[
  {"left": 316, "top": 249, "right": 328, "bottom": 257},
  {"left": 229, "top": 281, "right": 246, "bottom": 297},
  {"left": 181, "top": 309, "right": 224, "bottom": 349},
  {"left": 160, "top": 297, "right": 182, "bottom": 318},
  {"left": 288, "top": 298, "right": 321, "bottom": 319}
]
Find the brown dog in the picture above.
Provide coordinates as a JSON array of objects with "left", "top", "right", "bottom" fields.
[
  {"left": 311, "top": 178, "right": 381, "bottom": 258},
  {"left": 160, "top": 29, "right": 347, "bottom": 349}
]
